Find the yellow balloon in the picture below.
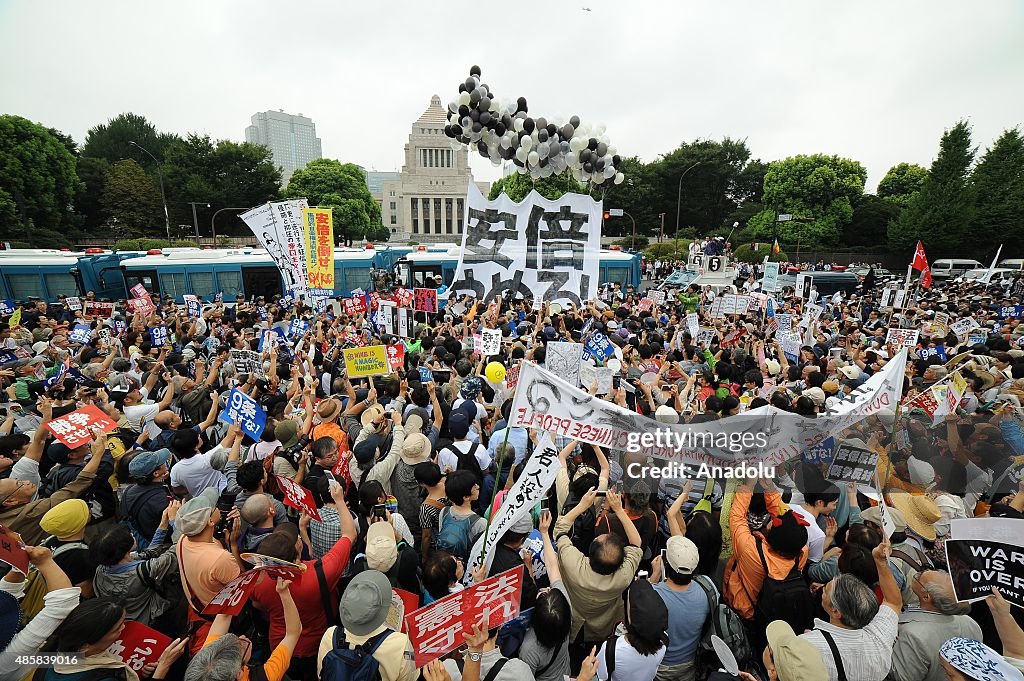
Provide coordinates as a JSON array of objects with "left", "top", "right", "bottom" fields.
[{"left": 485, "top": 361, "right": 506, "bottom": 383}]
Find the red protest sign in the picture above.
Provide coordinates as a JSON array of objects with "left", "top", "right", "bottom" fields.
[
  {"left": 0, "top": 525, "right": 30, "bottom": 575},
  {"left": 394, "top": 288, "right": 414, "bottom": 308},
  {"left": 130, "top": 284, "right": 148, "bottom": 299},
  {"left": 203, "top": 569, "right": 263, "bottom": 616},
  {"left": 386, "top": 344, "right": 405, "bottom": 372},
  {"left": 505, "top": 362, "right": 521, "bottom": 392},
  {"left": 127, "top": 297, "right": 156, "bottom": 316},
  {"left": 45, "top": 404, "right": 117, "bottom": 449},
  {"left": 405, "top": 565, "right": 523, "bottom": 667},
  {"left": 107, "top": 621, "right": 172, "bottom": 673},
  {"left": 84, "top": 301, "right": 115, "bottom": 318},
  {"left": 414, "top": 288, "right": 438, "bottom": 314},
  {"left": 273, "top": 473, "right": 322, "bottom": 521},
  {"left": 368, "top": 292, "right": 381, "bottom": 312},
  {"left": 343, "top": 296, "right": 367, "bottom": 316},
  {"left": 388, "top": 588, "right": 421, "bottom": 633}
]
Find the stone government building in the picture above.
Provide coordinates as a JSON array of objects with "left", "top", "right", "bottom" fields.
[{"left": 376, "top": 95, "right": 490, "bottom": 243}]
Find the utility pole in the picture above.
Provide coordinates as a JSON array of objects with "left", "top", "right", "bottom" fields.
[
  {"left": 659, "top": 213, "right": 665, "bottom": 243},
  {"left": 188, "top": 202, "right": 210, "bottom": 243}
]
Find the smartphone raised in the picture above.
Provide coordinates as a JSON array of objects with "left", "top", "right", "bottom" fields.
[{"left": 373, "top": 503, "right": 387, "bottom": 519}]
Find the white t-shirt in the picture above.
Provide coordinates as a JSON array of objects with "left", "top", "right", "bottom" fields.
[
  {"left": 124, "top": 402, "right": 160, "bottom": 435},
  {"left": 596, "top": 635, "right": 665, "bottom": 681},
  {"left": 437, "top": 440, "right": 489, "bottom": 473},
  {"left": 790, "top": 504, "right": 826, "bottom": 562},
  {"left": 170, "top": 446, "right": 228, "bottom": 498}
]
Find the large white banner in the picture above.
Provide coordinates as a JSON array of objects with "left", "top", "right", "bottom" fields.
[
  {"left": 464, "top": 433, "right": 562, "bottom": 582},
  {"left": 450, "top": 183, "right": 602, "bottom": 306},
  {"left": 509, "top": 349, "right": 907, "bottom": 468},
  {"left": 241, "top": 199, "right": 309, "bottom": 299}
]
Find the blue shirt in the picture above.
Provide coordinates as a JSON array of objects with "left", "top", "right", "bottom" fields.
[
  {"left": 487, "top": 426, "right": 529, "bottom": 467},
  {"left": 654, "top": 579, "right": 711, "bottom": 665}
]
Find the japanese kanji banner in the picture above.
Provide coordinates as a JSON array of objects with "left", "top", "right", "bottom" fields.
[
  {"left": 414, "top": 288, "right": 438, "bottom": 314},
  {"left": 274, "top": 473, "right": 321, "bottom": 521},
  {"left": 450, "top": 183, "right": 602, "bottom": 306},
  {"left": 466, "top": 435, "right": 561, "bottom": 577},
  {"left": 241, "top": 199, "right": 309, "bottom": 298},
  {"left": 405, "top": 565, "right": 524, "bottom": 668},
  {"left": 946, "top": 518, "right": 1024, "bottom": 609},
  {"left": 45, "top": 404, "right": 117, "bottom": 449},
  {"left": 301, "top": 207, "right": 335, "bottom": 291},
  {"left": 107, "top": 622, "right": 172, "bottom": 673},
  {"left": 84, "top": 301, "right": 115, "bottom": 318},
  {"left": 0, "top": 525, "right": 30, "bottom": 575},
  {"left": 219, "top": 388, "right": 267, "bottom": 440},
  {"left": 825, "top": 442, "right": 879, "bottom": 484}
]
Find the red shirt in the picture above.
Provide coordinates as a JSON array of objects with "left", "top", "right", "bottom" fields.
[{"left": 251, "top": 536, "right": 352, "bottom": 658}]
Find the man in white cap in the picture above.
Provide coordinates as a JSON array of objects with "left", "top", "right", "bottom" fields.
[
  {"left": 651, "top": 535, "right": 708, "bottom": 681},
  {"left": 316, "top": 571, "right": 416, "bottom": 681}
]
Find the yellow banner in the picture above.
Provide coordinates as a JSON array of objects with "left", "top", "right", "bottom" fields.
[
  {"left": 8, "top": 308, "right": 21, "bottom": 327},
  {"left": 302, "top": 207, "right": 334, "bottom": 291},
  {"left": 343, "top": 345, "right": 391, "bottom": 377}
]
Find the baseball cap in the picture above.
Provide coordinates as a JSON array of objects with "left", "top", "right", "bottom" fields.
[
  {"left": 449, "top": 411, "right": 470, "bottom": 439},
  {"left": 665, "top": 535, "right": 699, "bottom": 574},
  {"left": 128, "top": 448, "right": 171, "bottom": 477}
]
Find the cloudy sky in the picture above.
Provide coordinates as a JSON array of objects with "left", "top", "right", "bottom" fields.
[{"left": 2, "top": 0, "right": 1022, "bottom": 191}]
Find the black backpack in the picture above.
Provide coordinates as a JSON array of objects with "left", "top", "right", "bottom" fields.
[
  {"left": 447, "top": 442, "right": 485, "bottom": 480},
  {"left": 753, "top": 537, "right": 815, "bottom": 633}
]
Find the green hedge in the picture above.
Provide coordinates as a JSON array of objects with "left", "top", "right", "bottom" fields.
[
  {"left": 733, "top": 242, "right": 788, "bottom": 263},
  {"left": 644, "top": 240, "right": 693, "bottom": 260}
]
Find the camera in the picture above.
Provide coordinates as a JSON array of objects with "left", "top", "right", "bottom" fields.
[{"left": 213, "top": 490, "right": 239, "bottom": 541}]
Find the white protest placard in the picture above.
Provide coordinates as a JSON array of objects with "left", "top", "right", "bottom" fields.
[
  {"left": 481, "top": 328, "right": 502, "bottom": 356},
  {"left": 892, "top": 289, "right": 909, "bottom": 310},
  {"left": 466, "top": 434, "right": 562, "bottom": 577},
  {"left": 886, "top": 328, "right": 920, "bottom": 348},
  {"left": 719, "top": 294, "right": 738, "bottom": 316},
  {"left": 950, "top": 317, "right": 981, "bottom": 338},
  {"left": 796, "top": 273, "right": 812, "bottom": 299},
  {"left": 241, "top": 199, "right": 309, "bottom": 298},
  {"left": 776, "top": 314, "right": 793, "bottom": 338},
  {"left": 65, "top": 296, "right": 82, "bottom": 311},
  {"left": 545, "top": 341, "right": 584, "bottom": 386},
  {"left": 735, "top": 295, "right": 752, "bottom": 315},
  {"left": 648, "top": 289, "right": 666, "bottom": 306},
  {"left": 697, "top": 329, "right": 718, "bottom": 348},
  {"left": 450, "top": 184, "right": 601, "bottom": 307},
  {"left": 686, "top": 313, "right": 700, "bottom": 338},
  {"left": 762, "top": 262, "right": 780, "bottom": 292}
]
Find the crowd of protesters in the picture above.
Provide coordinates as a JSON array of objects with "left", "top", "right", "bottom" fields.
[{"left": 1, "top": 253, "right": 1024, "bottom": 681}]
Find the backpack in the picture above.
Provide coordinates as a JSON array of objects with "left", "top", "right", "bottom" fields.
[
  {"left": 753, "top": 537, "right": 815, "bottom": 633},
  {"left": 435, "top": 507, "right": 479, "bottom": 561},
  {"left": 19, "top": 540, "right": 88, "bottom": 621},
  {"left": 561, "top": 494, "right": 596, "bottom": 553},
  {"left": 693, "top": 575, "right": 753, "bottom": 672},
  {"left": 320, "top": 626, "right": 391, "bottom": 681},
  {"left": 447, "top": 442, "right": 485, "bottom": 480}
]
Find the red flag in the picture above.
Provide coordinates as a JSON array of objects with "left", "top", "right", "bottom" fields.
[
  {"left": 921, "top": 264, "right": 933, "bottom": 289},
  {"left": 911, "top": 241, "right": 929, "bottom": 271}
]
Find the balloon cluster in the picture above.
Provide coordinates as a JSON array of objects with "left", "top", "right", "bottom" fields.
[{"left": 443, "top": 65, "right": 625, "bottom": 185}]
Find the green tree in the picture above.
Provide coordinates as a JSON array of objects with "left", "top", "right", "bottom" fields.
[
  {"left": 285, "top": 160, "right": 380, "bottom": 246},
  {"left": 844, "top": 194, "right": 900, "bottom": 247},
  {"left": 82, "top": 112, "right": 177, "bottom": 171},
  {"left": 889, "top": 121, "right": 976, "bottom": 255},
  {"left": 162, "top": 134, "right": 281, "bottom": 236},
  {"left": 75, "top": 156, "right": 111, "bottom": 232},
  {"left": 971, "top": 128, "right": 1024, "bottom": 252},
  {"left": 654, "top": 138, "right": 761, "bottom": 236},
  {"left": 877, "top": 163, "right": 928, "bottom": 207},
  {"left": 101, "top": 159, "right": 163, "bottom": 238},
  {"left": 597, "top": 157, "right": 660, "bottom": 238},
  {"left": 749, "top": 154, "right": 867, "bottom": 247},
  {"left": 0, "top": 115, "right": 80, "bottom": 247},
  {"left": 488, "top": 172, "right": 585, "bottom": 202}
]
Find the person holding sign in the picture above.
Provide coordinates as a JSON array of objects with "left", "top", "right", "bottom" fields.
[
  {"left": 798, "top": 536, "right": 902, "bottom": 681},
  {"left": 32, "top": 597, "right": 187, "bottom": 681},
  {"left": 188, "top": 577, "right": 301, "bottom": 681}
]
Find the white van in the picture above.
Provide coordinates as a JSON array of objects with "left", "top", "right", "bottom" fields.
[
  {"left": 932, "top": 259, "right": 983, "bottom": 280},
  {"left": 998, "top": 259, "right": 1024, "bottom": 271}
]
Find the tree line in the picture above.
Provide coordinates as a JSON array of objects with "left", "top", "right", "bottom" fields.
[
  {"left": 0, "top": 113, "right": 386, "bottom": 248},
  {"left": 1, "top": 112, "right": 1020, "bottom": 258}
]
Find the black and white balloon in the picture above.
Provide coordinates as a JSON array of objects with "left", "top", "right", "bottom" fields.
[{"left": 444, "top": 66, "right": 625, "bottom": 185}]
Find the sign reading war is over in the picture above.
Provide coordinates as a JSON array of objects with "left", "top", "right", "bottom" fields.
[
  {"left": 946, "top": 518, "right": 1024, "bottom": 609},
  {"left": 450, "top": 183, "right": 602, "bottom": 307}
]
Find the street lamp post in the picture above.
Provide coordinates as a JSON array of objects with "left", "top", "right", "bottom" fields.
[
  {"left": 210, "top": 207, "right": 251, "bottom": 246},
  {"left": 129, "top": 141, "right": 171, "bottom": 243},
  {"left": 188, "top": 202, "right": 210, "bottom": 243},
  {"left": 674, "top": 160, "right": 704, "bottom": 241}
]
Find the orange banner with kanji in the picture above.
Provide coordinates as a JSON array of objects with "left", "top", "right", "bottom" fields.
[{"left": 302, "top": 207, "right": 335, "bottom": 291}]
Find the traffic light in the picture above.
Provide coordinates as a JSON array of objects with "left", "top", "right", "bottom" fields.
[{"left": 603, "top": 211, "right": 611, "bottom": 220}]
